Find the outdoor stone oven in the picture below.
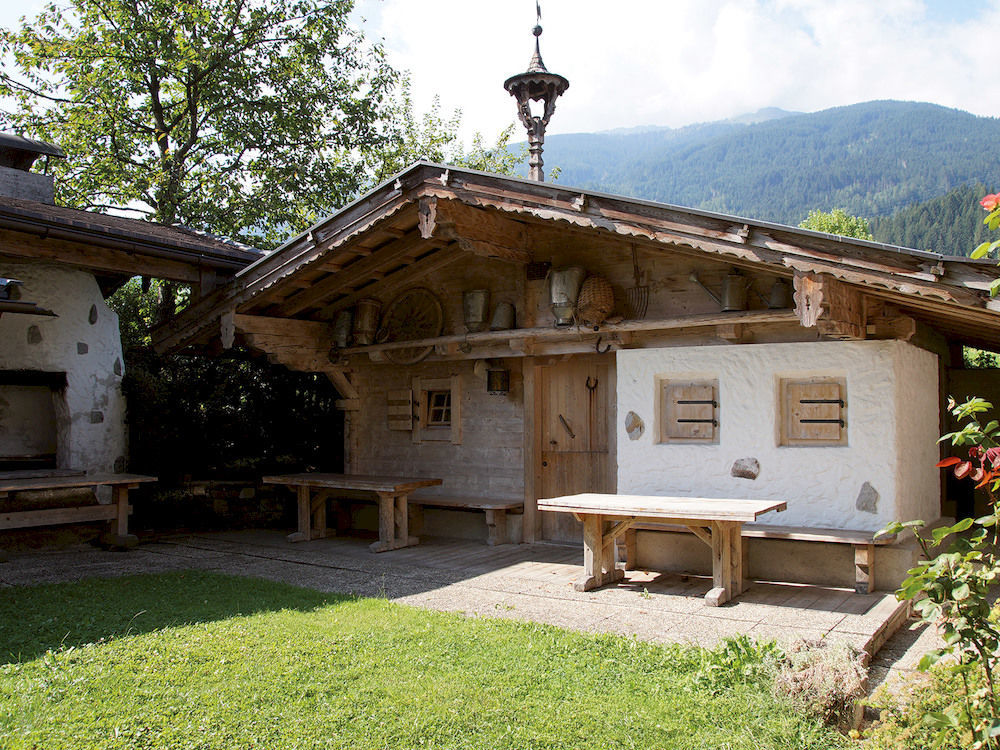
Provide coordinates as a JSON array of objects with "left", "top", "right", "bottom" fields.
[
  {"left": 0, "top": 260, "right": 126, "bottom": 475},
  {"left": 0, "top": 369, "right": 66, "bottom": 471}
]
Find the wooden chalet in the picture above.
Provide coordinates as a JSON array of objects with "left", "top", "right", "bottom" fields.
[{"left": 153, "top": 161, "right": 1000, "bottom": 589}]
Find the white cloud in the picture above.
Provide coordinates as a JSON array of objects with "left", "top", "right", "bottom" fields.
[{"left": 352, "top": 0, "right": 1000, "bottom": 143}]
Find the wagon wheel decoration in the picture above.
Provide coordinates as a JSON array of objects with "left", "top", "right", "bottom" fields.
[{"left": 376, "top": 288, "right": 444, "bottom": 365}]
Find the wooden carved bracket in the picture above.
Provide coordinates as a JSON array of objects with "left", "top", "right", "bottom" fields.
[
  {"left": 793, "top": 272, "right": 866, "bottom": 340},
  {"left": 417, "top": 195, "right": 531, "bottom": 264}
]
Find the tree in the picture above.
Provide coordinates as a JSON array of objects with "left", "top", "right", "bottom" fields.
[
  {"left": 0, "top": 0, "right": 400, "bottom": 249},
  {"left": 798, "top": 208, "right": 874, "bottom": 241}
]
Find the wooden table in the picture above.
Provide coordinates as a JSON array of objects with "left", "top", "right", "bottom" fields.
[
  {"left": 0, "top": 472, "right": 157, "bottom": 547},
  {"left": 263, "top": 473, "right": 443, "bottom": 553},
  {"left": 538, "top": 493, "right": 787, "bottom": 606}
]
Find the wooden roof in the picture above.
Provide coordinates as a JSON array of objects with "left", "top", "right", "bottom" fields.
[
  {"left": 0, "top": 195, "right": 261, "bottom": 285},
  {"left": 153, "top": 161, "right": 1000, "bottom": 354}
]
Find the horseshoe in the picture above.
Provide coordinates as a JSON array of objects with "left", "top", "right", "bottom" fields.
[{"left": 586, "top": 376, "right": 599, "bottom": 392}]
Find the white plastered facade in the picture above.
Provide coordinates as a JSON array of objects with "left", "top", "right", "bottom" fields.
[
  {"left": 0, "top": 260, "right": 126, "bottom": 474},
  {"left": 616, "top": 340, "right": 940, "bottom": 531}
]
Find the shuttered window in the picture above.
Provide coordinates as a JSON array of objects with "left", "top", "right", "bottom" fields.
[
  {"left": 659, "top": 380, "right": 719, "bottom": 443},
  {"left": 780, "top": 378, "right": 847, "bottom": 445}
]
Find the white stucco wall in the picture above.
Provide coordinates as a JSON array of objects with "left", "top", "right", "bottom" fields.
[
  {"left": 0, "top": 260, "right": 126, "bottom": 474},
  {"left": 616, "top": 340, "right": 940, "bottom": 531}
]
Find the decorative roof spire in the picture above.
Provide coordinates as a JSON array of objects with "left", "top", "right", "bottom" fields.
[{"left": 503, "top": 1, "right": 568, "bottom": 181}]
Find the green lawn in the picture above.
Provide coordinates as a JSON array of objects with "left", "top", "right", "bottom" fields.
[{"left": 0, "top": 571, "right": 844, "bottom": 749}]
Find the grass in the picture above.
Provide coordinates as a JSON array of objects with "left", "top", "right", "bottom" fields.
[{"left": 0, "top": 571, "right": 845, "bottom": 749}]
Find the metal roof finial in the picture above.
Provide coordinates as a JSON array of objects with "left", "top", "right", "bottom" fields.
[{"left": 503, "top": 1, "right": 569, "bottom": 181}]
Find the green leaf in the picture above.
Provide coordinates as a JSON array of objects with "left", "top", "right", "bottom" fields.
[
  {"left": 972, "top": 241, "right": 993, "bottom": 259},
  {"left": 952, "top": 582, "right": 971, "bottom": 600}
]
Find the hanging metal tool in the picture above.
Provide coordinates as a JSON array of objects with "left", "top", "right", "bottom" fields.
[{"left": 625, "top": 244, "right": 649, "bottom": 319}]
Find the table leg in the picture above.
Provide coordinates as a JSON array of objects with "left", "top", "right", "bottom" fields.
[
  {"left": 102, "top": 483, "right": 138, "bottom": 548},
  {"left": 310, "top": 490, "right": 329, "bottom": 540},
  {"left": 287, "top": 486, "right": 312, "bottom": 542},
  {"left": 706, "top": 521, "right": 743, "bottom": 606},
  {"left": 369, "top": 492, "right": 418, "bottom": 552},
  {"left": 574, "top": 514, "right": 625, "bottom": 592}
]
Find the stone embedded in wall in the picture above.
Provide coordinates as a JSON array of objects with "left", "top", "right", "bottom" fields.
[
  {"left": 731, "top": 457, "right": 761, "bottom": 480},
  {"left": 77, "top": 342, "right": 88, "bottom": 354},
  {"left": 625, "top": 411, "right": 644, "bottom": 440},
  {"left": 26, "top": 325, "right": 42, "bottom": 344},
  {"left": 113, "top": 358, "right": 123, "bottom": 376},
  {"left": 88, "top": 304, "right": 98, "bottom": 325},
  {"left": 89, "top": 410, "right": 104, "bottom": 424},
  {"left": 856, "top": 482, "right": 879, "bottom": 513}
]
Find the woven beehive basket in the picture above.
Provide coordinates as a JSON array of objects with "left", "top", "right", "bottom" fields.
[{"left": 576, "top": 275, "right": 615, "bottom": 326}]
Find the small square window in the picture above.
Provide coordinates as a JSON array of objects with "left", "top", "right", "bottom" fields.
[
  {"left": 426, "top": 390, "right": 452, "bottom": 427},
  {"left": 658, "top": 380, "right": 719, "bottom": 443},
  {"left": 412, "top": 375, "right": 461, "bottom": 445},
  {"left": 779, "top": 377, "right": 846, "bottom": 446}
]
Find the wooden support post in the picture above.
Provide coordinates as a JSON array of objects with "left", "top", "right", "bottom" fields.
[
  {"left": 855, "top": 543, "right": 875, "bottom": 594},
  {"left": 485, "top": 508, "right": 508, "bottom": 546}
]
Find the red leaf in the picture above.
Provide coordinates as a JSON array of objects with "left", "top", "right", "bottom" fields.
[
  {"left": 955, "top": 461, "right": 973, "bottom": 480},
  {"left": 936, "top": 457, "right": 963, "bottom": 468},
  {"left": 976, "top": 472, "right": 995, "bottom": 489}
]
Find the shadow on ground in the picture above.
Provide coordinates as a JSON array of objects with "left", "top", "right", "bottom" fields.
[{"left": 0, "top": 570, "right": 349, "bottom": 664}]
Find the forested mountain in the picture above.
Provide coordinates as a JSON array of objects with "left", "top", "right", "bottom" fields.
[
  {"left": 870, "top": 183, "right": 997, "bottom": 256},
  {"left": 529, "top": 101, "right": 1000, "bottom": 228}
]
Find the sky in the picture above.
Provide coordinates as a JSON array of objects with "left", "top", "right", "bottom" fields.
[
  {"left": 0, "top": 0, "right": 996, "bottom": 145},
  {"left": 348, "top": 0, "right": 998, "bottom": 144}
]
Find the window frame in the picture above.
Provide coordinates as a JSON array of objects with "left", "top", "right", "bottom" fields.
[{"left": 656, "top": 378, "right": 720, "bottom": 444}]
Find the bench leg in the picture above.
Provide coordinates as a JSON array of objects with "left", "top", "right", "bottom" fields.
[
  {"left": 855, "top": 544, "right": 875, "bottom": 594},
  {"left": 485, "top": 509, "right": 508, "bottom": 546},
  {"left": 408, "top": 503, "right": 425, "bottom": 537},
  {"left": 622, "top": 528, "right": 637, "bottom": 570},
  {"left": 335, "top": 500, "right": 352, "bottom": 535}
]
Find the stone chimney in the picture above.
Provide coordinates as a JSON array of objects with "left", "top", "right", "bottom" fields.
[{"left": 0, "top": 133, "right": 65, "bottom": 204}]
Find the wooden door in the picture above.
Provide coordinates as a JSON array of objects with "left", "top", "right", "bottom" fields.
[{"left": 537, "top": 356, "right": 616, "bottom": 543}]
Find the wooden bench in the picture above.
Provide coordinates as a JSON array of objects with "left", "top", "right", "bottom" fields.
[
  {"left": 0, "top": 471, "right": 157, "bottom": 549},
  {"left": 623, "top": 523, "right": 897, "bottom": 594},
  {"left": 408, "top": 495, "right": 524, "bottom": 546}
]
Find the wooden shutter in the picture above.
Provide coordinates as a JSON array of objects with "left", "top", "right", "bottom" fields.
[
  {"left": 660, "top": 381, "right": 718, "bottom": 442},
  {"left": 782, "top": 379, "right": 846, "bottom": 444},
  {"left": 386, "top": 388, "right": 413, "bottom": 431}
]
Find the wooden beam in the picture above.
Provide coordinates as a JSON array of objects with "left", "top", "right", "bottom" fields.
[
  {"left": 342, "top": 309, "right": 797, "bottom": 358},
  {"left": 320, "top": 244, "right": 463, "bottom": 319},
  {"left": 0, "top": 228, "right": 202, "bottom": 283},
  {"left": 273, "top": 230, "right": 438, "bottom": 317},
  {"left": 234, "top": 314, "right": 333, "bottom": 340},
  {"left": 418, "top": 196, "right": 531, "bottom": 264},
  {"left": 793, "top": 272, "right": 866, "bottom": 340}
]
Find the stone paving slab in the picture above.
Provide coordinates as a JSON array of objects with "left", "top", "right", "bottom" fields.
[{"left": 0, "top": 529, "right": 913, "bottom": 664}]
